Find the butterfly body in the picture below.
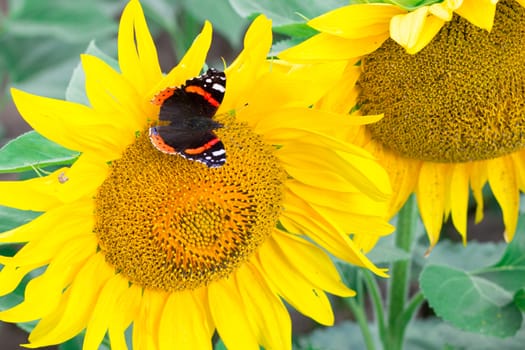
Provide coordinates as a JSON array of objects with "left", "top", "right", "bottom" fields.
[{"left": 149, "top": 68, "right": 226, "bottom": 168}]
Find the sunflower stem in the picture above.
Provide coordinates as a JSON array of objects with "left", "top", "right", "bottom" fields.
[
  {"left": 362, "top": 269, "right": 386, "bottom": 345},
  {"left": 344, "top": 296, "right": 376, "bottom": 350},
  {"left": 385, "top": 194, "right": 418, "bottom": 350}
]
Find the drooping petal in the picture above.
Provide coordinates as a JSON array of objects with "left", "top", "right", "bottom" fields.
[
  {"left": 469, "top": 160, "right": 488, "bottom": 223},
  {"left": 416, "top": 162, "right": 449, "bottom": 248},
  {"left": 450, "top": 163, "right": 471, "bottom": 243},
  {"left": 487, "top": 155, "right": 519, "bottom": 241}
]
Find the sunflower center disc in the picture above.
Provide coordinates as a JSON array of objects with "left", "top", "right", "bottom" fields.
[
  {"left": 357, "top": 0, "right": 525, "bottom": 162},
  {"left": 93, "top": 116, "right": 286, "bottom": 292}
]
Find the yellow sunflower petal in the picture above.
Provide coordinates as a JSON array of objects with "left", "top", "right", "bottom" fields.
[
  {"left": 132, "top": 289, "right": 165, "bottom": 350},
  {"left": 470, "top": 160, "right": 488, "bottom": 223},
  {"left": 281, "top": 196, "right": 388, "bottom": 277},
  {"left": 273, "top": 230, "right": 355, "bottom": 297},
  {"left": 0, "top": 235, "right": 93, "bottom": 323},
  {"left": 390, "top": 6, "right": 446, "bottom": 54},
  {"left": 279, "top": 32, "right": 389, "bottom": 62},
  {"left": 28, "top": 254, "right": 113, "bottom": 347},
  {"left": 83, "top": 275, "right": 131, "bottom": 350},
  {"left": 81, "top": 54, "right": 146, "bottom": 130},
  {"left": 416, "top": 162, "right": 449, "bottom": 248},
  {"left": 314, "top": 63, "right": 362, "bottom": 113},
  {"left": 152, "top": 21, "right": 212, "bottom": 98},
  {"left": 487, "top": 155, "right": 519, "bottom": 241},
  {"left": 456, "top": 0, "right": 497, "bottom": 31},
  {"left": 237, "top": 62, "right": 346, "bottom": 123},
  {"left": 0, "top": 264, "right": 39, "bottom": 297},
  {"left": 118, "top": 0, "right": 162, "bottom": 97},
  {"left": 0, "top": 167, "right": 66, "bottom": 211},
  {"left": 108, "top": 284, "right": 141, "bottom": 350},
  {"left": 236, "top": 264, "right": 291, "bottom": 350},
  {"left": 373, "top": 147, "right": 421, "bottom": 218},
  {"left": 511, "top": 150, "right": 525, "bottom": 190},
  {"left": 159, "top": 288, "right": 214, "bottom": 350},
  {"left": 0, "top": 200, "right": 93, "bottom": 245},
  {"left": 223, "top": 15, "right": 272, "bottom": 111},
  {"left": 450, "top": 163, "right": 471, "bottom": 243},
  {"left": 208, "top": 278, "right": 259, "bottom": 350},
  {"left": 255, "top": 251, "right": 334, "bottom": 325},
  {"left": 308, "top": 3, "right": 405, "bottom": 39},
  {"left": 252, "top": 108, "right": 365, "bottom": 137},
  {"left": 53, "top": 154, "right": 109, "bottom": 204},
  {"left": 11, "top": 89, "right": 126, "bottom": 160},
  {"left": 277, "top": 142, "right": 390, "bottom": 202}
]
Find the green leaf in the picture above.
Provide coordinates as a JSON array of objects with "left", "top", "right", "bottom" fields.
[
  {"left": 0, "top": 206, "right": 41, "bottom": 233},
  {"left": 0, "top": 131, "right": 78, "bottom": 173},
  {"left": 5, "top": 0, "right": 116, "bottom": 43},
  {"left": 474, "top": 216, "right": 525, "bottom": 292},
  {"left": 229, "top": 0, "right": 348, "bottom": 27},
  {"left": 66, "top": 41, "right": 119, "bottom": 105},
  {"left": 272, "top": 23, "right": 318, "bottom": 38},
  {"left": 181, "top": 0, "right": 248, "bottom": 50},
  {"left": 0, "top": 131, "right": 79, "bottom": 174},
  {"left": 405, "top": 318, "right": 525, "bottom": 350},
  {"left": 295, "top": 320, "right": 378, "bottom": 350},
  {"left": 214, "top": 338, "right": 227, "bottom": 350},
  {"left": 514, "top": 289, "right": 525, "bottom": 312},
  {"left": 422, "top": 240, "right": 506, "bottom": 271},
  {"left": 420, "top": 265, "right": 523, "bottom": 337}
]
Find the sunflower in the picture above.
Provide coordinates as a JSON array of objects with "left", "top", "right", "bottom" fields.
[
  {"left": 0, "top": 1, "right": 393, "bottom": 349},
  {"left": 280, "top": 0, "right": 525, "bottom": 248}
]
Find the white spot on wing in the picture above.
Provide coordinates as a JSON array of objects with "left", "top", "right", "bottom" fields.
[
  {"left": 212, "top": 83, "right": 225, "bottom": 93},
  {"left": 212, "top": 149, "right": 226, "bottom": 156}
]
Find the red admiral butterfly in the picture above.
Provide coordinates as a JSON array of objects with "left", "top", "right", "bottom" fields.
[{"left": 149, "top": 68, "right": 226, "bottom": 168}]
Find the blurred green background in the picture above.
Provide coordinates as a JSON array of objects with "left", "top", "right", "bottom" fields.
[{"left": 1, "top": 1, "right": 524, "bottom": 349}]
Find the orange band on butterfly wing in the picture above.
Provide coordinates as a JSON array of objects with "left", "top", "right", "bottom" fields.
[
  {"left": 185, "top": 86, "right": 220, "bottom": 108},
  {"left": 184, "top": 138, "right": 220, "bottom": 155}
]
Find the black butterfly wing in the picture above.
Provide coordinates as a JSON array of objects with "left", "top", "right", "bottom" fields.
[
  {"left": 159, "top": 68, "right": 226, "bottom": 124},
  {"left": 153, "top": 125, "right": 226, "bottom": 168}
]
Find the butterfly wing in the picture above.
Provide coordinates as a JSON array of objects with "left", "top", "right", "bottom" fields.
[
  {"left": 150, "top": 126, "right": 226, "bottom": 168},
  {"left": 155, "top": 68, "right": 226, "bottom": 124}
]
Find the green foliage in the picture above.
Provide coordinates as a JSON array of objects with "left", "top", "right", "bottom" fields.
[
  {"left": 0, "top": 205, "right": 41, "bottom": 233},
  {"left": 66, "top": 41, "right": 120, "bottom": 105},
  {"left": 0, "top": 131, "right": 79, "bottom": 173},
  {"left": 420, "top": 265, "right": 522, "bottom": 337},
  {"left": 420, "top": 216, "right": 525, "bottom": 337},
  {"left": 0, "top": 0, "right": 118, "bottom": 98}
]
